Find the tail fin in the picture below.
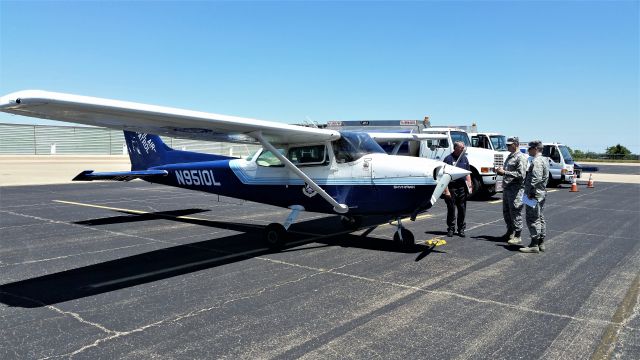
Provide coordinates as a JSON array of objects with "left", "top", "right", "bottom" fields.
[
  {"left": 124, "top": 131, "right": 171, "bottom": 170},
  {"left": 123, "top": 131, "right": 234, "bottom": 170}
]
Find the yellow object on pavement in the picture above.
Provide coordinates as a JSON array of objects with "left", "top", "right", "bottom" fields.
[{"left": 425, "top": 239, "right": 447, "bottom": 247}]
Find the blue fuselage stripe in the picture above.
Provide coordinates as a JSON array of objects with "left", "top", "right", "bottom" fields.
[{"left": 150, "top": 160, "right": 436, "bottom": 216}]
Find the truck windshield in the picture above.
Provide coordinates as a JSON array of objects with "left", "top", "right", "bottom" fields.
[
  {"left": 490, "top": 135, "right": 507, "bottom": 151},
  {"left": 333, "top": 131, "right": 386, "bottom": 163},
  {"left": 559, "top": 145, "right": 574, "bottom": 164},
  {"left": 450, "top": 131, "right": 470, "bottom": 147}
]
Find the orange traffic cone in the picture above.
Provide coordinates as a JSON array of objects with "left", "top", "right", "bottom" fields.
[
  {"left": 587, "top": 173, "right": 594, "bottom": 188},
  {"left": 569, "top": 176, "right": 579, "bottom": 192}
]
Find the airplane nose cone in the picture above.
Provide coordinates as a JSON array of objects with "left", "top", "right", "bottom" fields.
[{"left": 444, "top": 164, "right": 471, "bottom": 181}]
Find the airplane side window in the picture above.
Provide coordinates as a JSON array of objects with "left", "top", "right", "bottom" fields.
[
  {"left": 256, "top": 150, "right": 284, "bottom": 167},
  {"left": 287, "top": 145, "right": 327, "bottom": 166}
]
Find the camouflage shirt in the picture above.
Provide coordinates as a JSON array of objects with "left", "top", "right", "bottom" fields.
[
  {"left": 502, "top": 151, "right": 527, "bottom": 188},
  {"left": 525, "top": 154, "right": 550, "bottom": 200}
]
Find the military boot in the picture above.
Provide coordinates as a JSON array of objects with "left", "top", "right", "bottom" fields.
[
  {"left": 519, "top": 238, "right": 539, "bottom": 253},
  {"left": 507, "top": 230, "right": 522, "bottom": 245},
  {"left": 538, "top": 237, "right": 546, "bottom": 252}
]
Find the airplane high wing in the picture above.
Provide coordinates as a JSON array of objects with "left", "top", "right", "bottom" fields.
[
  {"left": 0, "top": 90, "right": 339, "bottom": 145},
  {"left": 0, "top": 90, "right": 470, "bottom": 250}
]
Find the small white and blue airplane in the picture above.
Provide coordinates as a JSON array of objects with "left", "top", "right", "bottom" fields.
[{"left": 0, "top": 90, "right": 469, "bottom": 249}]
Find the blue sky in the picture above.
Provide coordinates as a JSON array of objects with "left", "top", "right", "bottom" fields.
[{"left": 1, "top": 1, "right": 638, "bottom": 153}]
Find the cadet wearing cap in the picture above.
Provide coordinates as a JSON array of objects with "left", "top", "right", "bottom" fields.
[
  {"left": 520, "top": 140, "right": 550, "bottom": 253},
  {"left": 496, "top": 137, "right": 527, "bottom": 245}
]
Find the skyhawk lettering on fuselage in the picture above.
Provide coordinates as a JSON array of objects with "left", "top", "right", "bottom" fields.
[{"left": 175, "top": 169, "right": 221, "bottom": 186}]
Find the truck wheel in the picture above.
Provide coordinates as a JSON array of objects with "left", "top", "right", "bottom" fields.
[
  {"left": 469, "top": 175, "right": 483, "bottom": 200},
  {"left": 547, "top": 172, "right": 560, "bottom": 187}
]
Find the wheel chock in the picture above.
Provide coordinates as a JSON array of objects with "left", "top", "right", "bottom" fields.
[{"left": 425, "top": 239, "right": 447, "bottom": 247}]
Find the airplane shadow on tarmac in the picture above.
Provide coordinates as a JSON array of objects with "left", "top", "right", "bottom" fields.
[{"left": 0, "top": 210, "right": 440, "bottom": 308}]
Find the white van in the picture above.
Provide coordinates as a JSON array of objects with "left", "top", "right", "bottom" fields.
[{"left": 520, "top": 142, "right": 575, "bottom": 186}]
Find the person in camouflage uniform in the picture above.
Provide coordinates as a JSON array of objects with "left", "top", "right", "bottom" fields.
[
  {"left": 496, "top": 137, "right": 527, "bottom": 245},
  {"left": 520, "top": 140, "right": 550, "bottom": 253}
]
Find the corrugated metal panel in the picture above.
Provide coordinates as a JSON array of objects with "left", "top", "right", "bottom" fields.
[
  {"left": 32, "top": 126, "right": 112, "bottom": 154},
  {"left": 110, "top": 130, "right": 127, "bottom": 155},
  {"left": 0, "top": 124, "right": 36, "bottom": 154},
  {"left": 72, "top": 127, "right": 111, "bottom": 154},
  {"left": 35, "top": 126, "right": 76, "bottom": 154}
]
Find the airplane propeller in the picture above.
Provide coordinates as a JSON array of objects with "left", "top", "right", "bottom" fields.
[
  {"left": 429, "top": 165, "right": 453, "bottom": 206},
  {"left": 429, "top": 150, "right": 470, "bottom": 206}
]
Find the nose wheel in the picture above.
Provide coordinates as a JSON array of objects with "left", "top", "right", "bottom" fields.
[{"left": 392, "top": 217, "right": 415, "bottom": 250}]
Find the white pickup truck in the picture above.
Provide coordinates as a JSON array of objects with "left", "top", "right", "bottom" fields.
[{"left": 326, "top": 120, "right": 506, "bottom": 198}]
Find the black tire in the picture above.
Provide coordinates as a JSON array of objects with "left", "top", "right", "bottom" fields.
[
  {"left": 340, "top": 215, "right": 363, "bottom": 229},
  {"left": 393, "top": 228, "right": 415, "bottom": 250},
  {"left": 264, "top": 223, "right": 287, "bottom": 250},
  {"left": 468, "top": 174, "right": 483, "bottom": 200},
  {"left": 547, "top": 172, "right": 560, "bottom": 188}
]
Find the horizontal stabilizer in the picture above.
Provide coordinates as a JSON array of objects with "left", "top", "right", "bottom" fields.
[{"left": 73, "top": 170, "right": 168, "bottom": 182}]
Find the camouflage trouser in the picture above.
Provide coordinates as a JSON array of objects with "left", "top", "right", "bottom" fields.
[
  {"left": 502, "top": 186, "right": 524, "bottom": 233},
  {"left": 526, "top": 197, "right": 546, "bottom": 241}
]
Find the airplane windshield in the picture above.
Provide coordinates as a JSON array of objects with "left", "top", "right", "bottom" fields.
[
  {"left": 334, "top": 131, "right": 385, "bottom": 163},
  {"left": 490, "top": 135, "right": 507, "bottom": 151}
]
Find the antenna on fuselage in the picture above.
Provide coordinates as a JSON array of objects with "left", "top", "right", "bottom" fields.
[{"left": 303, "top": 116, "right": 319, "bottom": 128}]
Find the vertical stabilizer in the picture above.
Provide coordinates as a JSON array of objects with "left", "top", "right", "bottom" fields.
[
  {"left": 123, "top": 131, "right": 235, "bottom": 170},
  {"left": 124, "top": 131, "right": 171, "bottom": 170}
]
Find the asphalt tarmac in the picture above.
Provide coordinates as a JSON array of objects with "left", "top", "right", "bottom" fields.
[
  {"left": 1, "top": 181, "right": 639, "bottom": 359},
  {"left": 589, "top": 164, "right": 640, "bottom": 175}
]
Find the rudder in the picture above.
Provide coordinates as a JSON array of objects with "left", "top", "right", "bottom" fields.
[
  {"left": 123, "top": 131, "right": 236, "bottom": 170},
  {"left": 124, "top": 131, "right": 171, "bottom": 170}
]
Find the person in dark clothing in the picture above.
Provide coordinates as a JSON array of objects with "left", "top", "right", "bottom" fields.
[{"left": 443, "top": 141, "right": 473, "bottom": 237}]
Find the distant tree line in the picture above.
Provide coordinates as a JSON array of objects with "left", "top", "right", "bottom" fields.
[{"left": 568, "top": 144, "right": 638, "bottom": 161}]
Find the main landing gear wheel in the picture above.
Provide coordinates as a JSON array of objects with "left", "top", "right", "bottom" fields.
[
  {"left": 264, "top": 223, "right": 287, "bottom": 250},
  {"left": 340, "top": 215, "right": 363, "bottom": 229},
  {"left": 393, "top": 228, "right": 415, "bottom": 250}
]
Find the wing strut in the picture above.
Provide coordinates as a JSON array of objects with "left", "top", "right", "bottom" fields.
[{"left": 252, "top": 131, "right": 349, "bottom": 214}]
